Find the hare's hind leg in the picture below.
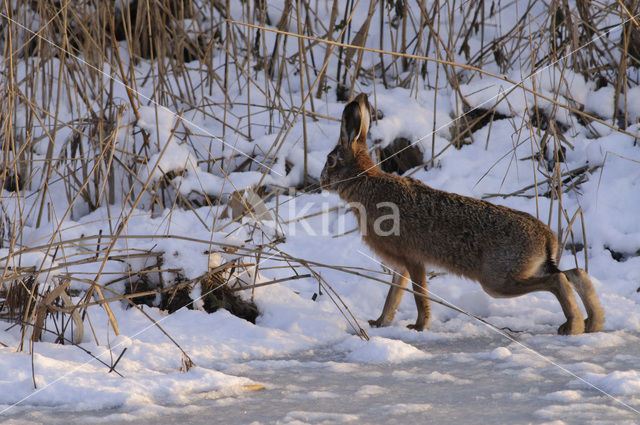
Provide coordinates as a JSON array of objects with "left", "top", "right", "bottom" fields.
[
  {"left": 563, "top": 268, "right": 604, "bottom": 332},
  {"left": 406, "top": 264, "right": 430, "bottom": 331},
  {"left": 369, "top": 267, "right": 408, "bottom": 328},
  {"left": 549, "top": 273, "right": 585, "bottom": 335},
  {"left": 498, "top": 273, "right": 585, "bottom": 335}
]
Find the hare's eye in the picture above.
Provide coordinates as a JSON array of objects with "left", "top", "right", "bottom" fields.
[{"left": 327, "top": 154, "right": 337, "bottom": 168}]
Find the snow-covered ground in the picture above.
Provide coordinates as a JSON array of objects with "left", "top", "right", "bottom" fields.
[
  {"left": 2, "top": 1, "right": 640, "bottom": 423},
  {"left": 4, "top": 330, "right": 640, "bottom": 424}
]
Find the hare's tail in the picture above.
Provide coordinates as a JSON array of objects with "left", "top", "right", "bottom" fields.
[{"left": 545, "top": 237, "right": 561, "bottom": 274}]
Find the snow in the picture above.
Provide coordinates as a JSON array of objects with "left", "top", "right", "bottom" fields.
[
  {"left": 335, "top": 336, "right": 430, "bottom": 364},
  {"left": 0, "top": 249, "right": 59, "bottom": 287},
  {"left": 585, "top": 86, "right": 616, "bottom": 120},
  {"left": 370, "top": 403, "right": 432, "bottom": 415},
  {"left": 576, "top": 371, "right": 640, "bottom": 397},
  {"left": 625, "top": 85, "right": 640, "bottom": 124},
  {"left": 2, "top": 1, "right": 640, "bottom": 424},
  {"left": 368, "top": 88, "right": 452, "bottom": 150},
  {"left": 543, "top": 390, "right": 584, "bottom": 403},
  {"left": 354, "top": 384, "right": 385, "bottom": 397},
  {"left": 282, "top": 411, "right": 360, "bottom": 424},
  {"left": 0, "top": 343, "right": 253, "bottom": 411},
  {"left": 489, "top": 346, "right": 512, "bottom": 360}
]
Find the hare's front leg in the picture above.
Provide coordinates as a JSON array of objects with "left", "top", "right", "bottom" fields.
[
  {"left": 406, "top": 264, "right": 430, "bottom": 331},
  {"left": 369, "top": 267, "right": 408, "bottom": 328}
]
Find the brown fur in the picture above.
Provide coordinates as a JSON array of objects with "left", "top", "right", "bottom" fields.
[{"left": 320, "top": 93, "right": 604, "bottom": 335}]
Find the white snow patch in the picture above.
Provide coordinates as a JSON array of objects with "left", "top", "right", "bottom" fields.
[
  {"left": 424, "top": 371, "right": 471, "bottom": 384},
  {"left": 542, "top": 390, "right": 584, "bottom": 403},
  {"left": 370, "top": 403, "right": 432, "bottom": 415},
  {"left": 624, "top": 86, "right": 640, "bottom": 123},
  {"left": 289, "top": 391, "right": 339, "bottom": 400},
  {"left": 283, "top": 410, "right": 359, "bottom": 424},
  {"left": 336, "top": 336, "right": 429, "bottom": 364},
  {"left": 576, "top": 370, "right": 640, "bottom": 396},
  {"left": 489, "top": 347, "right": 512, "bottom": 360},
  {"left": 137, "top": 105, "right": 176, "bottom": 137},
  {"left": 0, "top": 249, "right": 59, "bottom": 286},
  {"left": 535, "top": 403, "right": 632, "bottom": 422},
  {"left": 392, "top": 369, "right": 471, "bottom": 385},
  {"left": 0, "top": 355, "right": 253, "bottom": 411},
  {"left": 585, "top": 86, "right": 615, "bottom": 119},
  {"left": 354, "top": 385, "right": 385, "bottom": 397}
]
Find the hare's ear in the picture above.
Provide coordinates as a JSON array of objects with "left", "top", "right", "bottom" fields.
[
  {"left": 339, "top": 93, "right": 370, "bottom": 150},
  {"left": 339, "top": 101, "right": 361, "bottom": 149}
]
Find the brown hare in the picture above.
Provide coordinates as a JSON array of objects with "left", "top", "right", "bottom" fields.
[{"left": 320, "top": 93, "right": 604, "bottom": 335}]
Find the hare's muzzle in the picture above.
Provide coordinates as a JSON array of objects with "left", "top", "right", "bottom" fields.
[{"left": 320, "top": 165, "right": 329, "bottom": 190}]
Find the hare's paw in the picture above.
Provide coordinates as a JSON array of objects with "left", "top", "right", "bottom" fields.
[
  {"left": 584, "top": 314, "right": 604, "bottom": 333},
  {"left": 368, "top": 318, "right": 385, "bottom": 328},
  {"left": 557, "top": 318, "right": 585, "bottom": 335},
  {"left": 406, "top": 323, "right": 425, "bottom": 332},
  {"left": 407, "top": 315, "right": 430, "bottom": 332}
]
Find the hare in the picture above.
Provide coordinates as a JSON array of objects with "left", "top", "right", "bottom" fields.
[{"left": 320, "top": 93, "right": 604, "bottom": 335}]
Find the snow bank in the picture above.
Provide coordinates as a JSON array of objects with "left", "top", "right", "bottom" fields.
[
  {"left": 0, "top": 347, "right": 253, "bottom": 411},
  {"left": 335, "top": 336, "right": 429, "bottom": 364},
  {"left": 575, "top": 370, "right": 640, "bottom": 396}
]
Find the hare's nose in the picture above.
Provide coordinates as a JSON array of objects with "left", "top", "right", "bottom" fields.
[{"left": 320, "top": 168, "right": 328, "bottom": 187}]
